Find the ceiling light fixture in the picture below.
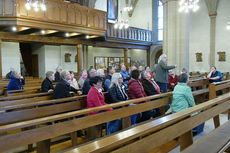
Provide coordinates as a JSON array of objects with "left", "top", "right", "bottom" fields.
[
  {"left": 12, "top": 26, "right": 17, "bottom": 32},
  {"left": 25, "top": 0, "right": 46, "bottom": 12},
  {"left": 65, "top": 33, "right": 70, "bottom": 37},
  {"left": 41, "top": 30, "right": 46, "bottom": 34},
  {"left": 178, "top": 0, "right": 200, "bottom": 13}
]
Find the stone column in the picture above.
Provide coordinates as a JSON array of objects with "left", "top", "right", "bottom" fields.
[
  {"left": 205, "top": 0, "right": 219, "bottom": 68},
  {"left": 124, "top": 48, "right": 128, "bottom": 68},
  {"left": 147, "top": 48, "right": 151, "bottom": 67},
  {"left": 163, "top": 0, "right": 189, "bottom": 74}
]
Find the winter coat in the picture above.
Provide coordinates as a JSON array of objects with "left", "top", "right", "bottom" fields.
[
  {"left": 7, "top": 76, "right": 25, "bottom": 91},
  {"left": 142, "top": 79, "right": 159, "bottom": 96},
  {"left": 120, "top": 70, "right": 130, "bottom": 87},
  {"left": 87, "top": 86, "right": 113, "bottom": 115},
  {"left": 54, "top": 71, "right": 61, "bottom": 82},
  {"left": 155, "top": 60, "right": 175, "bottom": 83},
  {"left": 128, "top": 79, "right": 147, "bottom": 103},
  {"left": 171, "top": 83, "right": 195, "bottom": 113},
  {"left": 41, "top": 77, "right": 54, "bottom": 92},
  {"left": 168, "top": 75, "right": 178, "bottom": 89},
  {"left": 108, "top": 84, "right": 128, "bottom": 103},
  {"left": 53, "top": 79, "right": 78, "bottom": 99}
]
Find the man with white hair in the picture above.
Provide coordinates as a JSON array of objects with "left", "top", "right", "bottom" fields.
[
  {"left": 53, "top": 70, "right": 80, "bottom": 99},
  {"left": 6, "top": 67, "right": 15, "bottom": 79},
  {"left": 54, "top": 66, "right": 63, "bottom": 82},
  {"left": 156, "top": 54, "right": 176, "bottom": 93},
  {"left": 7, "top": 71, "right": 25, "bottom": 91}
]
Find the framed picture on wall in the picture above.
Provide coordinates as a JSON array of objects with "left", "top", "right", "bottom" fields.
[{"left": 108, "top": 0, "right": 118, "bottom": 20}]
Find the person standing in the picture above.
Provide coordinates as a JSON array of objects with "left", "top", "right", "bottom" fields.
[
  {"left": 155, "top": 54, "right": 176, "bottom": 93},
  {"left": 78, "top": 69, "right": 88, "bottom": 88}
]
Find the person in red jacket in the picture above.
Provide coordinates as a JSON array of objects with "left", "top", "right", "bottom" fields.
[
  {"left": 168, "top": 70, "right": 178, "bottom": 90},
  {"left": 87, "top": 76, "right": 113, "bottom": 115},
  {"left": 128, "top": 69, "right": 152, "bottom": 123},
  {"left": 87, "top": 76, "right": 113, "bottom": 139}
]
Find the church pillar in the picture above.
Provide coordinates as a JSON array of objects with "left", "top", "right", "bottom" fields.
[
  {"left": 163, "top": 0, "right": 189, "bottom": 74},
  {"left": 205, "top": 0, "right": 219, "bottom": 68},
  {"left": 0, "top": 39, "right": 2, "bottom": 79},
  {"left": 124, "top": 48, "right": 128, "bottom": 68},
  {"left": 77, "top": 44, "right": 82, "bottom": 75},
  {"left": 147, "top": 48, "right": 150, "bottom": 67}
]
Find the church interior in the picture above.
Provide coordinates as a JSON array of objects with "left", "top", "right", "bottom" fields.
[{"left": 0, "top": 0, "right": 230, "bottom": 152}]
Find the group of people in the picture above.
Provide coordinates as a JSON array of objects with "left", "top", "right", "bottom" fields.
[{"left": 6, "top": 54, "right": 223, "bottom": 135}]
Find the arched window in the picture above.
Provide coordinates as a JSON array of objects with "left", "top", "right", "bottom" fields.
[{"left": 158, "top": 0, "right": 163, "bottom": 41}]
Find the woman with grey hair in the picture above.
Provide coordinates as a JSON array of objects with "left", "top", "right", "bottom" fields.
[{"left": 155, "top": 54, "right": 176, "bottom": 93}]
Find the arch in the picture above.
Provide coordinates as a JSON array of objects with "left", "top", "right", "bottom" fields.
[
  {"left": 155, "top": 49, "right": 163, "bottom": 64},
  {"left": 150, "top": 45, "right": 163, "bottom": 66}
]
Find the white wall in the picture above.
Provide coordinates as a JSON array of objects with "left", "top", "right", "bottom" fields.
[
  {"left": 94, "top": 0, "right": 107, "bottom": 12},
  {"left": 1, "top": 42, "right": 21, "bottom": 76},
  {"left": 188, "top": 0, "right": 230, "bottom": 73},
  {"left": 32, "top": 44, "right": 46, "bottom": 78},
  {"left": 60, "top": 45, "right": 77, "bottom": 72},
  {"left": 215, "top": 0, "right": 230, "bottom": 72},
  {"left": 118, "top": 0, "right": 152, "bottom": 30},
  {"left": 189, "top": 0, "right": 210, "bottom": 72},
  {"left": 32, "top": 44, "right": 80, "bottom": 78}
]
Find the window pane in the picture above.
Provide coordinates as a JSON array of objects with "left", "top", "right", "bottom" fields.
[
  {"left": 158, "top": 29, "right": 163, "bottom": 41},
  {"left": 158, "top": 6, "right": 163, "bottom": 18},
  {"left": 158, "top": 18, "right": 163, "bottom": 29}
]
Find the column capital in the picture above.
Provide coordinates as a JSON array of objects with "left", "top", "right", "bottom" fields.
[{"left": 209, "top": 13, "right": 217, "bottom": 18}]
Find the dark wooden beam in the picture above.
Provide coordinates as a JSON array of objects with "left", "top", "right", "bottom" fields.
[
  {"left": 77, "top": 44, "right": 82, "bottom": 74},
  {"left": 0, "top": 32, "right": 85, "bottom": 45}
]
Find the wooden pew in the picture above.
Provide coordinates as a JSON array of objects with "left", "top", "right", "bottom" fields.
[
  {"left": 64, "top": 93, "right": 230, "bottom": 153},
  {"left": 182, "top": 120, "right": 230, "bottom": 153},
  {"left": 0, "top": 86, "right": 223, "bottom": 153},
  {"left": 209, "top": 80, "right": 230, "bottom": 129},
  {"left": 0, "top": 92, "right": 172, "bottom": 152}
]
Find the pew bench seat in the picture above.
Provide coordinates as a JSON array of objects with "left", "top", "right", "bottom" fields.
[
  {"left": 182, "top": 120, "right": 230, "bottom": 153},
  {"left": 192, "top": 88, "right": 209, "bottom": 97}
]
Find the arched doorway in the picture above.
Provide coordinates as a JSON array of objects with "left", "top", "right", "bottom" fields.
[{"left": 155, "top": 49, "right": 163, "bottom": 64}]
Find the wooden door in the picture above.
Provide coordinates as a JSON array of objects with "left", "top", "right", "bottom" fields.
[{"left": 32, "top": 55, "right": 39, "bottom": 77}]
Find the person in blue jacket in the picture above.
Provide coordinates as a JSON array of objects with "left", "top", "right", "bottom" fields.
[
  {"left": 207, "top": 66, "right": 222, "bottom": 83},
  {"left": 120, "top": 65, "right": 130, "bottom": 88},
  {"left": 7, "top": 71, "right": 25, "bottom": 91}
]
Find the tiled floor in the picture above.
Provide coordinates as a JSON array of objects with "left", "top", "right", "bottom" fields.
[{"left": 169, "top": 114, "right": 228, "bottom": 153}]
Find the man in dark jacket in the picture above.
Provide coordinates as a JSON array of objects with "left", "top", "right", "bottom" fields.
[
  {"left": 53, "top": 70, "right": 79, "bottom": 99},
  {"left": 7, "top": 71, "right": 25, "bottom": 91},
  {"left": 54, "top": 66, "right": 62, "bottom": 82},
  {"left": 82, "top": 68, "right": 97, "bottom": 95},
  {"left": 41, "top": 71, "right": 55, "bottom": 92}
]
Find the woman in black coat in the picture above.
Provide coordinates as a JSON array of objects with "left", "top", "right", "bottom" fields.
[
  {"left": 142, "top": 71, "right": 161, "bottom": 117},
  {"left": 107, "top": 73, "right": 128, "bottom": 135}
]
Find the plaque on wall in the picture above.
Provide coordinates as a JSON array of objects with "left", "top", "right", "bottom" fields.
[
  {"left": 218, "top": 51, "right": 226, "bottom": 61},
  {"left": 65, "top": 53, "right": 71, "bottom": 62},
  {"left": 196, "top": 53, "right": 202, "bottom": 62}
]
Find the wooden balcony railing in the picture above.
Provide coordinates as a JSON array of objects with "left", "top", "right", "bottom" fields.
[
  {"left": 107, "top": 23, "right": 153, "bottom": 42},
  {"left": 0, "top": 0, "right": 106, "bottom": 36}
]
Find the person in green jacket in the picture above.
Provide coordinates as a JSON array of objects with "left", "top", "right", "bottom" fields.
[
  {"left": 171, "top": 73, "right": 195, "bottom": 113},
  {"left": 155, "top": 54, "right": 176, "bottom": 93}
]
